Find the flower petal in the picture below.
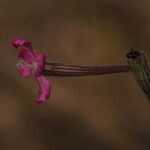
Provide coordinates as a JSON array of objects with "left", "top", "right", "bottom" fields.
[
  {"left": 36, "top": 76, "right": 51, "bottom": 103},
  {"left": 18, "top": 48, "right": 35, "bottom": 64},
  {"left": 35, "top": 54, "right": 46, "bottom": 76},
  {"left": 12, "top": 39, "right": 27, "bottom": 48},
  {"left": 19, "top": 67, "right": 32, "bottom": 77},
  {"left": 12, "top": 38, "right": 36, "bottom": 56}
]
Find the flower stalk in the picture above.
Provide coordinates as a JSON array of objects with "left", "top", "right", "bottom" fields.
[{"left": 127, "top": 49, "right": 150, "bottom": 101}]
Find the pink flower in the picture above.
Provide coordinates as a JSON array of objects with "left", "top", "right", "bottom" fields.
[{"left": 12, "top": 39, "right": 51, "bottom": 103}]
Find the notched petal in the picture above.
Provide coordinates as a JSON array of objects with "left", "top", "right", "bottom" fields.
[
  {"left": 36, "top": 76, "right": 51, "bottom": 103},
  {"left": 18, "top": 48, "right": 36, "bottom": 64},
  {"left": 12, "top": 38, "right": 36, "bottom": 55},
  {"left": 12, "top": 39, "right": 32, "bottom": 49},
  {"left": 35, "top": 54, "right": 46, "bottom": 76}
]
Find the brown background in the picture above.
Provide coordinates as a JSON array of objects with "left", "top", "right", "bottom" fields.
[{"left": 0, "top": 0, "right": 150, "bottom": 150}]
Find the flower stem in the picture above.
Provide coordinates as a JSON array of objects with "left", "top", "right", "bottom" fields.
[
  {"left": 44, "top": 63, "right": 131, "bottom": 77},
  {"left": 127, "top": 49, "right": 150, "bottom": 101}
]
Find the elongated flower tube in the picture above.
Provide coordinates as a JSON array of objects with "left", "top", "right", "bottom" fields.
[
  {"left": 12, "top": 39, "right": 51, "bottom": 103},
  {"left": 44, "top": 63, "right": 130, "bottom": 76}
]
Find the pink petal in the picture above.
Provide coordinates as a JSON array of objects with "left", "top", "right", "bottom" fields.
[
  {"left": 12, "top": 39, "right": 27, "bottom": 48},
  {"left": 36, "top": 76, "right": 51, "bottom": 103},
  {"left": 12, "top": 38, "right": 36, "bottom": 55},
  {"left": 35, "top": 54, "right": 46, "bottom": 76},
  {"left": 19, "top": 67, "right": 32, "bottom": 77},
  {"left": 18, "top": 48, "right": 35, "bottom": 64}
]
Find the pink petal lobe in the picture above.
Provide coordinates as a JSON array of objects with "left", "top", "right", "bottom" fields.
[
  {"left": 12, "top": 38, "right": 36, "bottom": 55},
  {"left": 19, "top": 67, "right": 32, "bottom": 77},
  {"left": 18, "top": 48, "right": 35, "bottom": 64},
  {"left": 35, "top": 54, "right": 46, "bottom": 76},
  {"left": 12, "top": 39, "right": 27, "bottom": 48},
  {"left": 36, "top": 75, "right": 51, "bottom": 103}
]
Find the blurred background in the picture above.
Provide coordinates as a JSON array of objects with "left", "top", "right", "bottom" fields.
[{"left": 0, "top": 0, "right": 150, "bottom": 149}]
